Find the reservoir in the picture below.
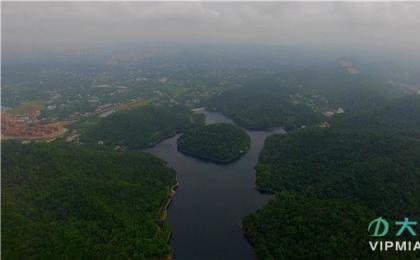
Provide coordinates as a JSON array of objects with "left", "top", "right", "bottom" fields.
[{"left": 145, "top": 111, "right": 284, "bottom": 260}]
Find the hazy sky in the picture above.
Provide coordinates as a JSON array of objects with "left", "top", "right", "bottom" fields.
[{"left": 2, "top": 2, "right": 420, "bottom": 55}]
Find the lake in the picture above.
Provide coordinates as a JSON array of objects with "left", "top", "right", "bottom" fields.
[{"left": 145, "top": 111, "right": 285, "bottom": 260}]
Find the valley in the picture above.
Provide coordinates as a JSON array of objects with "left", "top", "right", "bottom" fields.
[{"left": 2, "top": 46, "right": 420, "bottom": 259}]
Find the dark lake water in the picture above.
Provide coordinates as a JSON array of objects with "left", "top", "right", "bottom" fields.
[{"left": 145, "top": 111, "right": 285, "bottom": 260}]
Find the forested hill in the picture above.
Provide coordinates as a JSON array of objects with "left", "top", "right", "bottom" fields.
[
  {"left": 256, "top": 128, "right": 420, "bottom": 216},
  {"left": 205, "top": 69, "right": 401, "bottom": 131},
  {"left": 332, "top": 94, "right": 420, "bottom": 138},
  {"left": 205, "top": 79, "right": 322, "bottom": 131},
  {"left": 81, "top": 105, "right": 204, "bottom": 148},
  {"left": 243, "top": 128, "right": 420, "bottom": 259},
  {"left": 242, "top": 193, "right": 378, "bottom": 260},
  {"left": 287, "top": 68, "right": 402, "bottom": 113},
  {"left": 2, "top": 141, "right": 176, "bottom": 259},
  {"left": 177, "top": 123, "right": 250, "bottom": 163}
]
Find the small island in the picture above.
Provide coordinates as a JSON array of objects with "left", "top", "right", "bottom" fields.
[{"left": 177, "top": 123, "right": 250, "bottom": 164}]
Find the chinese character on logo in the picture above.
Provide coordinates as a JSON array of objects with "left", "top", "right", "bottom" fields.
[
  {"left": 369, "top": 217, "right": 418, "bottom": 237},
  {"left": 395, "top": 218, "right": 417, "bottom": 237}
]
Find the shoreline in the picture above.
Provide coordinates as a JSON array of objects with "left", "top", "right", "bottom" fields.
[
  {"left": 239, "top": 221, "right": 256, "bottom": 248},
  {"left": 176, "top": 146, "right": 247, "bottom": 165},
  {"left": 159, "top": 177, "right": 179, "bottom": 224},
  {"left": 159, "top": 175, "right": 179, "bottom": 260},
  {"left": 150, "top": 110, "right": 275, "bottom": 259}
]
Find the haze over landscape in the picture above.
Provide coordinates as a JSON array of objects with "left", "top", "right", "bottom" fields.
[
  {"left": 3, "top": 2, "right": 420, "bottom": 59},
  {"left": 2, "top": 2, "right": 420, "bottom": 260}
]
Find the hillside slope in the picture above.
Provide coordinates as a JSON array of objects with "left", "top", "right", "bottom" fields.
[{"left": 2, "top": 142, "right": 176, "bottom": 259}]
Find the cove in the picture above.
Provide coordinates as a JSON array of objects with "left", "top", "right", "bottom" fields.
[{"left": 145, "top": 111, "right": 285, "bottom": 260}]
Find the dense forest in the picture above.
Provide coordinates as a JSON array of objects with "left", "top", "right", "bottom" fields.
[
  {"left": 205, "top": 69, "right": 401, "bottom": 131},
  {"left": 288, "top": 68, "right": 401, "bottom": 113},
  {"left": 256, "top": 128, "right": 420, "bottom": 216},
  {"left": 242, "top": 193, "right": 379, "bottom": 260},
  {"left": 243, "top": 127, "right": 420, "bottom": 259},
  {"left": 2, "top": 141, "right": 176, "bottom": 259},
  {"left": 177, "top": 123, "right": 250, "bottom": 163},
  {"left": 81, "top": 105, "right": 204, "bottom": 148},
  {"left": 332, "top": 95, "right": 420, "bottom": 138},
  {"left": 205, "top": 78, "right": 321, "bottom": 131},
  {"left": 3, "top": 53, "right": 417, "bottom": 259}
]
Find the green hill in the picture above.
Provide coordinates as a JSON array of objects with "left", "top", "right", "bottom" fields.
[
  {"left": 242, "top": 193, "right": 378, "bottom": 260},
  {"left": 81, "top": 105, "right": 204, "bottom": 148},
  {"left": 2, "top": 141, "right": 176, "bottom": 259},
  {"left": 177, "top": 123, "right": 250, "bottom": 163},
  {"left": 205, "top": 69, "right": 401, "bottom": 131},
  {"left": 205, "top": 80, "right": 321, "bottom": 131},
  {"left": 243, "top": 128, "right": 420, "bottom": 259},
  {"left": 256, "top": 128, "right": 420, "bottom": 216},
  {"left": 333, "top": 95, "right": 420, "bottom": 138}
]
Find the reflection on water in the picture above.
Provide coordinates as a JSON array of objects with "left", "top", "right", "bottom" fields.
[{"left": 145, "top": 111, "right": 285, "bottom": 260}]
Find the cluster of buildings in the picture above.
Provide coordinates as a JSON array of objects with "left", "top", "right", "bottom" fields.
[
  {"left": 1, "top": 110, "right": 65, "bottom": 141},
  {"left": 323, "top": 107, "right": 345, "bottom": 117}
]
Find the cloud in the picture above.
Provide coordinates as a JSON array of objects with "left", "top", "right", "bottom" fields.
[{"left": 2, "top": 2, "right": 420, "bottom": 54}]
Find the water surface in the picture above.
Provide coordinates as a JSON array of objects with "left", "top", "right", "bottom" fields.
[{"left": 145, "top": 111, "right": 285, "bottom": 260}]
